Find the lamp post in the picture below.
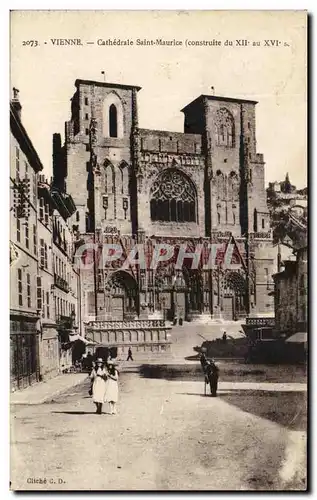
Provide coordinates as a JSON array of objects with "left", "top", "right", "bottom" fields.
[
  {"left": 70, "top": 309, "right": 76, "bottom": 331},
  {"left": 162, "top": 296, "right": 166, "bottom": 322}
]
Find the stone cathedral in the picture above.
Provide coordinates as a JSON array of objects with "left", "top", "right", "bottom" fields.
[{"left": 53, "top": 78, "right": 275, "bottom": 344}]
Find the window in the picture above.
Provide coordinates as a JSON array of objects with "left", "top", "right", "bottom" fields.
[
  {"left": 40, "top": 239, "right": 45, "bottom": 267},
  {"left": 39, "top": 198, "right": 44, "bottom": 221},
  {"left": 262, "top": 218, "right": 265, "bottom": 229},
  {"left": 33, "top": 173, "right": 37, "bottom": 206},
  {"left": 37, "top": 277, "right": 42, "bottom": 311},
  {"left": 85, "top": 113, "right": 89, "bottom": 120},
  {"left": 27, "top": 273, "right": 31, "bottom": 308},
  {"left": 44, "top": 203, "right": 49, "bottom": 225},
  {"left": 109, "top": 104, "right": 118, "bottom": 138},
  {"left": 123, "top": 198, "right": 128, "bottom": 219},
  {"left": 217, "top": 212, "right": 221, "bottom": 224},
  {"left": 17, "top": 219, "right": 21, "bottom": 243},
  {"left": 85, "top": 97, "right": 88, "bottom": 105},
  {"left": 44, "top": 243, "right": 48, "bottom": 269},
  {"left": 215, "top": 108, "right": 235, "bottom": 147},
  {"left": 15, "top": 147, "right": 20, "bottom": 178},
  {"left": 150, "top": 169, "right": 197, "bottom": 223},
  {"left": 85, "top": 128, "right": 89, "bottom": 135},
  {"left": 46, "top": 291, "right": 50, "bottom": 318},
  {"left": 233, "top": 211, "right": 236, "bottom": 225},
  {"left": 25, "top": 221, "right": 29, "bottom": 249},
  {"left": 18, "top": 268, "right": 22, "bottom": 306},
  {"left": 33, "top": 225, "right": 37, "bottom": 255},
  {"left": 76, "top": 211, "right": 80, "bottom": 222}
]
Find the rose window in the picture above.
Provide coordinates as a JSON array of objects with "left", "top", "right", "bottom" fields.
[{"left": 150, "top": 169, "right": 197, "bottom": 223}]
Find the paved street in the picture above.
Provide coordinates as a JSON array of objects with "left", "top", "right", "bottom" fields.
[{"left": 11, "top": 372, "right": 306, "bottom": 491}]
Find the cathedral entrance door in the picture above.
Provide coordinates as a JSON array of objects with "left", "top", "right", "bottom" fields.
[
  {"left": 223, "top": 272, "right": 247, "bottom": 321},
  {"left": 222, "top": 296, "right": 234, "bottom": 321},
  {"left": 176, "top": 292, "right": 186, "bottom": 321},
  {"left": 111, "top": 297, "right": 124, "bottom": 321},
  {"left": 105, "top": 271, "right": 139, "bottom": 321}
]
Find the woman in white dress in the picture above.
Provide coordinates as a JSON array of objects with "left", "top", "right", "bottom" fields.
[
  {"left": 104, "top": 361, "right": 119, "bottom": 414},
  {"left": 89, "top": 358, "right": 108, "bottom": 414}
]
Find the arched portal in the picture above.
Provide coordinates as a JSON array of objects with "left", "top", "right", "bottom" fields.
[
  {"left": 223, "top": 271, "right": 247, "bottom": 320},
  {"left": 182, "top": 267, "right": 203, "bottom": 318},
  {"left": 105, "top": 271, "right": 139, "bottom": 321}
]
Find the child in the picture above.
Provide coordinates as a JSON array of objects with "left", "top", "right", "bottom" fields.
[
  {"left": 104, "top": 361, "right": 119, "bottom": 414},
  {"left": 89, "top": 358, "right": 107, "bottom": 414}
]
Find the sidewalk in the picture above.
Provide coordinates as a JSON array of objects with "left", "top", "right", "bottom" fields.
[{"left": 10, "top": 373, "right": 88, "bottom": 405}]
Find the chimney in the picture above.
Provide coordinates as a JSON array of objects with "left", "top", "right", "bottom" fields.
[{"left": 11, "top": 87, "right": 22, "bottom": 119}]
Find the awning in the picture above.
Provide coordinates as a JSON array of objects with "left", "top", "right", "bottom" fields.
[
  {"left": 68, "top": 334, "right": 96, "bottom": 345},
  {"left": 285, "top": 332, "right": 307, "bottom": 343}
]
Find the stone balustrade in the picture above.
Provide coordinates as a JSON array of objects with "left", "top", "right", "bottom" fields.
[
  {"left": 84, "top": 318, "right": 172, "bottom": 355},
  {"left": 87, "top": 319, "right": 166, "bottom": 329},
  {"left": 245, "top": 317, "right": 275, "bottom": 326}
]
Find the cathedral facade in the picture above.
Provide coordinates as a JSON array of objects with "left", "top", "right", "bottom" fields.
[{"left": 53, "top": 79, "right": 275, "bottom": 329}]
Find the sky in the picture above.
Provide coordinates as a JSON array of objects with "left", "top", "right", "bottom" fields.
[{"left": 10, "top": 10, "right": 307, "bottom": 188}]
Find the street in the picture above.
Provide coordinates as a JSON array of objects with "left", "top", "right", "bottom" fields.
[{"left": 10, "top": 370, "right": 307, "bottom": 491}]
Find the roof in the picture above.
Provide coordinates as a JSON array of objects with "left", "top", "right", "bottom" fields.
[
  {"left": 10, "top": 102, "right": 44, "bottom": 173},
  {"left": 285, "top": 332, "right": 307, "bottom": 343},
  {"left": 75, "top": 79, "right": 141, "bottom": 92},
  {"left": 181, "top": 94, "right": 258, "bottom": 112}
]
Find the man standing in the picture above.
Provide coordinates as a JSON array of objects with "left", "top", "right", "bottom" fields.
[
  {"left": 127, "top": 347, "right": 133, "bottom": 361},
  {"left": 199, "top": 347, "right": 208, "bottom": 370},
  {"left": 205, "top": 359, "right": 219, "bottom": 397}
]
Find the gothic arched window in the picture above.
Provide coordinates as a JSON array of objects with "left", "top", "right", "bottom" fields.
[
  {"left": 215, "top": 108, "right": 235, "bottom": 147},
  {"left": 215, "top": 170, "right": 225, "bottom": 199},
  {"left": 103, "top": 93, "right": 124, "bottom": 138},
  {"left": 109, "top": 104, "right": 118, "bottom": 138},
  {"left": 150, "top": 169, "right": 197, "bottom": 223},
  {"left": 228, "top": 171, "right": 239, "bottom": 201}
]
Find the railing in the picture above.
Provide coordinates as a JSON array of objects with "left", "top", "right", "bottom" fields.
[
  {"left": 87, "top": 319, "right": 166, "bottom": 329},
  {"left": 251, "top": 232, "right": 272, "bottom": 239},
  {"left": 246, "top": 317, "right": 275, "bottom": 327},
  {"left": 54, "top": 273, "right": 70, "bottom": 293},
  {"left": 56, "top": 315, "right": 73, "bottom": 329}
]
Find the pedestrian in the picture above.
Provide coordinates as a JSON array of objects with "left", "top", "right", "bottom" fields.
[
  {"left": 199, "top": 347, "right": 208, "bottom": 371},
  {"left": 104, "top": 361, "right": 119, "bottom": 415},
  {"left": 205, "top": 359, "right": 219, "bottom": 397},
  {"left": 126, "top": 347, "right": 133, "bottom": 361},
  {"left": 89, "top": 358, "right": 108, "bottom": 414},
  {"left": 86, "top": 352, "right": 93, "bottom": 371},
  {"left": 222, "top": 331, "right": 227, "bottom": 343}
]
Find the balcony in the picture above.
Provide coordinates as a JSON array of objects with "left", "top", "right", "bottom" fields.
[
  {"left": 246, "top": 317, "right": 275, "bottom": 327},
  {"left": 54, "top": 273, "right": 70, "bottom": 293},
  {"left": 56, "top": 314, "right": 73, "bottom": 330}
]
